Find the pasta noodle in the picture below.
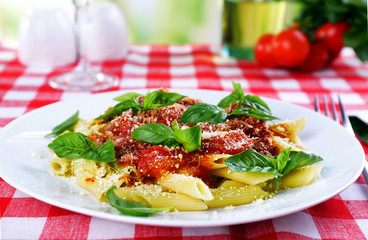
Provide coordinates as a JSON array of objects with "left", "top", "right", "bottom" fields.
[
  {"left": 210, "top": 168, "right": 277, "bottom": 185},
  {"left": 279, "top": 164, "right": 322, "bottom": 189},
  {"left": 114, "top": 185, "right": 208, "bottom": 211},
  {"left": 48, "top": 89, "right": 323, "bottom": 213},
  {"left": 158, "top": 173, "right": 214, "bottom": 200},
  {"left": 205, "top": 185, "right": 273, "bottom": 208},
  {"left": 50, "top": 157, "right": 71, "bottom": 176}
]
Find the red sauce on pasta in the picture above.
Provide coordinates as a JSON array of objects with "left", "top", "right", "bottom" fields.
[{"left": 89, "top": 91, "right": 279, "bottom": 185}]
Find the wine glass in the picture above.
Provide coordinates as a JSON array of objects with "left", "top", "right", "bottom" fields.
[{"left": 48, "top": 0, "right": 119, "bottom": 91}]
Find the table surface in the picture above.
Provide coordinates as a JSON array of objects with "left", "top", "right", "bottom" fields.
[{"left": 0, "top": 45, "right": 368, "bottom": 240}]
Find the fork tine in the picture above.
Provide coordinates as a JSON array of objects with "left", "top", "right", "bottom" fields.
[
  {"left": 314, "top": 95, "right": 320, "bottom": 112},
  {"left": 322, "top": 95, "right": 330, "bottom": 118},
  {"left": 330, "top": 95, "right": 338, "bottom": 122},
  {"left": 338, "top": 95, "right": 347, "bottom": 127}
]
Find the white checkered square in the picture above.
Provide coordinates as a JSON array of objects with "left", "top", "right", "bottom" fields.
[
  {"left": 0, "top": 51, "right": 16, "bottom": 62},
  {"left": 14, "top": 76, "right": 46, "bottom": 86},
  {"left": 87, "top": 217, "right": 135, "bottom": 239},
  {"left": 126, "top": 53, "right": 150, "bottom": 64},
  {"left": 340, "top": 183, "right": 368, "bottom": 201},
  {"left": 0, "top": 107, "right": 26, "bottom": 117},
  {"left": 1, "top": 217, "right": 47, "bottom": 239},
  {"left": 320, "top": 78, "right": 351, "bottom": 90},
  {"left": 356, "top": 69, "right": 368, "bottom": 78},
  {"left": 271, "top": 79, "right": 301, "bottom": 90},
  {"left": 183, "top": 226, "right": 229, "bottom": 236},
  {"left": 313, "top": 69, "right": 337, "bottom": 77},
  {"left": 273, "top": 212, "right": 321, "bottom": 239},
  {"left": 169, "top": 45, "right": 192, "bottom": 54},
  {"left": 343, "top": 58, "right": 361, "bottom": 67},
  {"left": 122, "top": 64, "right": 148, "bottom": 75},
  {"left": 278, "top": 92, "right": 310, "bottom": 104},
  {"left": 339, "top": 93, "right": 365, "bottom": 105},
  {"left": 25, "top": 66, "right": 53, "bottom": 74},
  {"left": 0, "top": 64, "right": 5, "bottom": 73},
  {"left": 264, "top": 68, "right": 290, "bottom": 76},
  {"left": 356, "top": 219, "right": 368, "bottom": 239},
  {"left": 170, "top": 66, "right": 196, "bottom": 76},
  {"left": 220, "top": 79, "right": 248, "bottom": 90},
  {"left": 129, "top": 45, "right": 151, "bottom": 53},
  {"left": 171, "top": 78, "right": 198, "bottom": 88},
  {"left": 169, "top": 55, "right": 194, "bottom": 65},
  {"left": 3, "top": 90, "right": 38, "bottom": 101},
  {"left": 120, "top": 77, "right": 147, "bottom": 88},
  {"left": 12, "top": 190, "right": 31, "bottom": 198},
  {"left": 217, "top": 67, "right": 242, "bottom": 77}
]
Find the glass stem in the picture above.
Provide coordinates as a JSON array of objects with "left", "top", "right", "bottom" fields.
[{"left": 74, "top": 0, "right": 91, "bottom": 73}]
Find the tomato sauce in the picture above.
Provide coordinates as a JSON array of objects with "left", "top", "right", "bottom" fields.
[{"left": 89, "top": 93, "right": 279, "bottom": 185}]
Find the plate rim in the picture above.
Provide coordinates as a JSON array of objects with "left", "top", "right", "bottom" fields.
[{"left": 0, "top": 88, "right": 365, "bottom": 227}]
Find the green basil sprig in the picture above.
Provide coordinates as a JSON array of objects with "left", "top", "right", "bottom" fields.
[
  {"left": 48, "top": 132, "right": 115, "bottom": 162},
  {"left": 113, "top": 92, "right": 142, "bottom": 102},
  {"left": 130, "top": 121, "right": 201, "bottom": 152},
  {"left": 218, "top": 82, "right": 244, "bottom": 108},
  {"left": 96, "top": 99, "right": 143, "bottom": 120},
  {"left": 143, "top": 91, "right": 186, "bottom": 110},
  {"left": 106, "top": 186, "right": 172, "bottom": 217},
  {"left": 46, "top": 111, "right": 79, "bottom": 137},
  {"left": 225, "top": 148, "right": 323, "bottom": 190},
  {"left": 217, "top": 82, "right": 279, "bottom": 121},
  {"left": 172, "top": 121, "right": 202, "bottom": 152},
  {"left": 180, "top": 103, "right": 228, "bottom": 124},
  {"left": 96, "top": 91, "right": 186, "bottom": 120}
]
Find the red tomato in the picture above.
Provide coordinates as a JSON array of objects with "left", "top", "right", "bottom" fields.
[
  {"left": 315, "top": 21, "right": 350, "bottom": 60},
  {"left": 254, "top": 34, "right": 278, "bottom": 68},
  {"left": 295, "top": 42, "right": 329, "bottom": 72},
  {"left": 272, "top": 29, "right": 311, "bottom": 67}
]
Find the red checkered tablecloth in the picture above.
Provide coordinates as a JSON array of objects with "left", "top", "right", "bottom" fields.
[{"left": 1, "top": 45, "right": 368, "bottom": 240}]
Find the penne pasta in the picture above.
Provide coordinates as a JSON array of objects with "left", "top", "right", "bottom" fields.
[
  {"left": 210, "top": 168, "right": 276, "bottom": 185},
  {"left": 211, "top": 154, "right": 231, "bottom": 169},
  {"left": 50, "top": 157, "right": 71, "bottom": 176},
  {"left": 204, "top": 185, "right": 273, "bottom": 208},
  {"left": 218, "top": 179, "right": 247, "bottom": 188},
  {"left": 280, "top": 164, "right": 323, "bottom": 189},
  {"left": 158, "top": 173, "right": 214, "bottom": 201},
  {"left": 114, "top": 185, "right": 208, "bottom": 211},
  {"left": 47, "top": 88, "right": 323, "bottom": 215},
  {"left": 270, "top": 117, "right": 307, "bottom": 151}
]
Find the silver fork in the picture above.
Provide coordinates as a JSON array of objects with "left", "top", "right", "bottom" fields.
[{"left": 314, "top": 94, "right": 368, "bottom": 182}]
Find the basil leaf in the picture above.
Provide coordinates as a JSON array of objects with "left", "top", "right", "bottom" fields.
[
  {"left": 131, "top": 123, "right": 174, "bottom": 145},
  {"left": 180, "top": 103, "right": 228, "bottom": 124},
  {"left": 172, "top": 121, "right": 202, "bottom": 152},
  {"left": 48, "top": 132, "right": 115, "bottom": 162},
  {"left": 46, "top": 110, "right": 79, "bottom": 137},
  {"left": 275, "top": 147, "right": 291, "bottom": 172},
  {"left": 96, "top": 99, "right": 143, "bottom": 120},
  {"left": 96, "top": 140, "right": 115, "bottom": 162},
  {"left": 163, "top": 138, "right": 181, "bottom": 148},
  {"left": 282, "top": 151, "right": 323, "bottom": 175},
  {"left": 143, "top": 91, "right": 186, "bottom": 110},
  {"left": 274, "top": 147, "right": 291, "bottom": 190},
  {"left": 218, "top": 82, "right": 244, "bottom": 108},
  {"left": 242, "top": 95, "right": 272, "bottom": 115},
  {"left": 113, "top": 92, "right": 142, "bottom": 102},
  {"left": 106, "top": 186, "right": 171, "bottom": 217},
  {"left": 230, "top": 107, "right": 279, "bottom": 121},
  {"left": 225, "top": 149, "right": 281, "bottom": 176}
]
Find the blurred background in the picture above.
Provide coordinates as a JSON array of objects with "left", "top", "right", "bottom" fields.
[{"left": 0, "top": 0, "right": 223, "bottom": 46}]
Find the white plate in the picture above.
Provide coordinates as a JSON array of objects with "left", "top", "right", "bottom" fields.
[{"left": 0, "top": 89, "right": 365, "bottom": 227}]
